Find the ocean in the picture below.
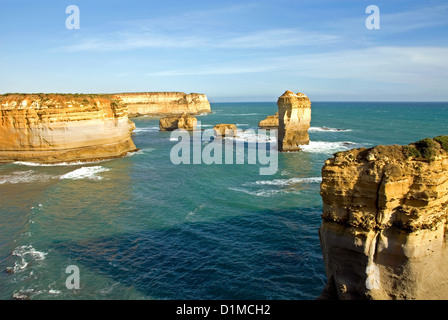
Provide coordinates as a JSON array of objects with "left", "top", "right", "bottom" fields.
[{"left": 0, "top": 102, "right": 447, "bottom": 300}]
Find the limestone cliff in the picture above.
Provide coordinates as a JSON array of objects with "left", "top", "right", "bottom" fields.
[
  {"left": 114, "top": 92, "right": 211, "bottom": 117},
  {"left": 277, "top": 90, "right": 311, "bottom": 152},
  {"left": 0, "top": 94, "right": 138, "bottom": 163},
  {"left": 319, "top": 136, "right": 448, "bottom": 300}
]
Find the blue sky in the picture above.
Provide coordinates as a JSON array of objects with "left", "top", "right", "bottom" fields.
[{"left": 0, "top": 0, "right": 447, "bottom": 101}]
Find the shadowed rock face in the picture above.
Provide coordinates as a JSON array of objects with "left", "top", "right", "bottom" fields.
[
  {"left": 277, "top": 90, "right": 311, "bottom": 152},
  {"left": 114, "top": 92, "right": 211, "bottom": 117},
  {"left": 319, "top": 138, "right": 448, "bottom": 300},
  {"left": 0, "top": 94, "right": 137, "bottom": 163}
]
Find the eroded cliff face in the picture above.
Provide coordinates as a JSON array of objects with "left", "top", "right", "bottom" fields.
[
  {"left": 114, "top": 92, "right": 211, "bottom": 117},
  {"left": 0, "top": 94, "right": 137, "bottom": 163},
  {"left": 319, "top": 137, "right": 448, "bottom": 300},
  {"left": 277, "top": 90, "right": 311, "bottom": 152}
]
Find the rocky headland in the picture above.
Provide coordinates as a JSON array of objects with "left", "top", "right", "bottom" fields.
[
  {"left": 114, "top": 92, "right": 211, "bottom": 117},
  {"left": 319, "top": 136, "right": 448, "bottom": 299},
  {"left": 0, "top": 93, "right": 137, "bottom": 163},
  {"left": 277, "top": 90, "right": 311, "bottom": 152}
]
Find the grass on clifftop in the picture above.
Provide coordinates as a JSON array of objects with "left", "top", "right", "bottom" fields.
[
  {"left": 404, "top": 136, "right": 448, "bottom": 161},
  {"left": 0, "top": 93, "right": 120, "bottom": 106},
  {"left": 434, "top": 136, "right": 448, "bottom": 152}
]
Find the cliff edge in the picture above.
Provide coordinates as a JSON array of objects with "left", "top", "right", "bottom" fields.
[
  {"left": 114, "top": 92, "right": 211, "bottom": 117},
  {"left": 319, "top": 136, "right": 448, "bottom": 299},
  {"left": 0, "top": 93, "right": 137, "bottom": 163}
]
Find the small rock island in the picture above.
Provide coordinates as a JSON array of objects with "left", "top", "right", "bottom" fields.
[{"left": 277, "top": 90, "right": 312, "bottom": 152}]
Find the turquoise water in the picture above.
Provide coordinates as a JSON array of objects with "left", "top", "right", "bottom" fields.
[{"left": 0, "top": 102, "right": 447, "bottom": 300}]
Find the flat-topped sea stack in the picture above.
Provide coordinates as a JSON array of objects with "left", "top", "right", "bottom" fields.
[
  {"left": 0, "top": 94, "right": 137, "bottom": 163},
  {"left": 114, "top": 92, "right": 211, "bottom": 117},
  {"left": 319, "top": 136, "right": 448, "bottom": 300},
  {"left": 159, "top": 113, "right": 197, "bottom": 131},
  {"left": 258, "top": 112, "right": 278, "bottom": 129},
  {"left": 277, "top": 90, "right": 311, "bottom": 152}
]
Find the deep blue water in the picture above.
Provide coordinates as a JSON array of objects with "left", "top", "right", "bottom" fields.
[{"left": 0, "top": 102, "right": 446, "bottom": 300}]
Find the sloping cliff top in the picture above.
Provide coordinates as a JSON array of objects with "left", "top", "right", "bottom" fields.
[
  {"left": 0, "top": 93, "right": 120, "bottom": 110},
  {"left": 278, "top": 90, "right": 311, "bottom": 107}
]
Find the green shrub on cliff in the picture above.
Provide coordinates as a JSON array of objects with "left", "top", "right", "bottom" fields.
[
  {"left": 403, "top": 145, "right": 421, "bottom": 159},
  {"left": 414, "top": 138, "right": 438, "bottom": 161},
  {"left": 434, "top": 135, "right": 448, "bottom": 152}
]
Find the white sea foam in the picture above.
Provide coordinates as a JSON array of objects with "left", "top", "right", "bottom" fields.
[
  {"left": 48, "top": 289, "right": 61, "bottom": 295},
  {"left": 133, "top": 126, "right": 159, "bottom": 133},
  {"left": 229, "top": 187, "right": 283, "bottom": 197},
  {"left": 15, "top": 159, "right": 109, "bottom": 167},
  {"left": 60, "top": 166, "right": 110, "bottom": 181},
  {"left": 299, "top": 141, "right": 358, "bottom": 154},
  {"left": 226, "top": 129, "right": 277, "bottom": 144},
  {"left": 309, "top": 127, "right": 352, "bottom": 132},
  {"left": 9, "top": 245, "right": 48, "bottom": 273},
  {"left": 126, "top": 148, "right": 154, "bottom": 157},
  {"left": 249, "top": 177, "right": 322, "bottom": 186},
  {"left": 0, "top": 170, "right": 55, "bottom": 185}
]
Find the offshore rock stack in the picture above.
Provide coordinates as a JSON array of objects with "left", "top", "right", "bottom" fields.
[{"left": 277, "top": 90, "right": 311, "bottom": 152}]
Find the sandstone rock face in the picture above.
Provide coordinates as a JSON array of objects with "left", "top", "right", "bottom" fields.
[
  {"left": 114, "top": 92, "right": 211, "bottom": 117},
  {"left": 277, "top": 90, "right": 311, "bottom": 152},
  {"left": 0, "top": 94, "right": 138, "bottom": 163},
  {"left": 159, "top": 113, "right": 197, "bottom": 131},
  {"left": 258, "top": 112, "right": 278, "bottom": 129},
  {"left": 213, "top": 124, "right": 238, "bottom": 137},
  {"left": 319, "top": 138, "right": 448, "bottom": 300}
]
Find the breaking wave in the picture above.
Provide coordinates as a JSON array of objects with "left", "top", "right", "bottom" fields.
[
  {"left": 60, "top": 166, "right": 110, "bottom": 181},
  {"left": 0, "top": 170, "right": 55, "bottom": 185},
  {"left": 300, "top": 141, "right": 360, "bottom": 154},
  {"left": 7, "top": 245, "right": 48, "bottom": 274},
  {"left": 308, "top": 127, "right": 352, "bottom": 132}
]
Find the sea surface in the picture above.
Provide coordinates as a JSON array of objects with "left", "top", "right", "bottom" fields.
[{"left": 0, "top": 102, "right": 447, "bottom": 300}]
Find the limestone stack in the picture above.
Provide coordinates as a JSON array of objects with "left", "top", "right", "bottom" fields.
[
  {"left": 258, "top": 112, "right": 278, "bottom": 129},
  {"left": 214, "top": 124, "right": 238, "bottom": 137},
  {"left": 277, "top": 90, "right": 311, "bottom": 152},
  {"left": 319, "top": 137, "right": 448, "bottom": 300},
  {"left": 114, "top": 92, "right": 211, "bottom": 117},
  {"left": 159, "top": 113, "right": 197, "bottom": 131},
  {"left": 0, "top": 94, "right": 138, "bottom": 163}
]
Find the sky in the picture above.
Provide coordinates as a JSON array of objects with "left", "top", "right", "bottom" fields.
[{"left": 0, "top": 0, "right": 447, "bottom": 101}]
